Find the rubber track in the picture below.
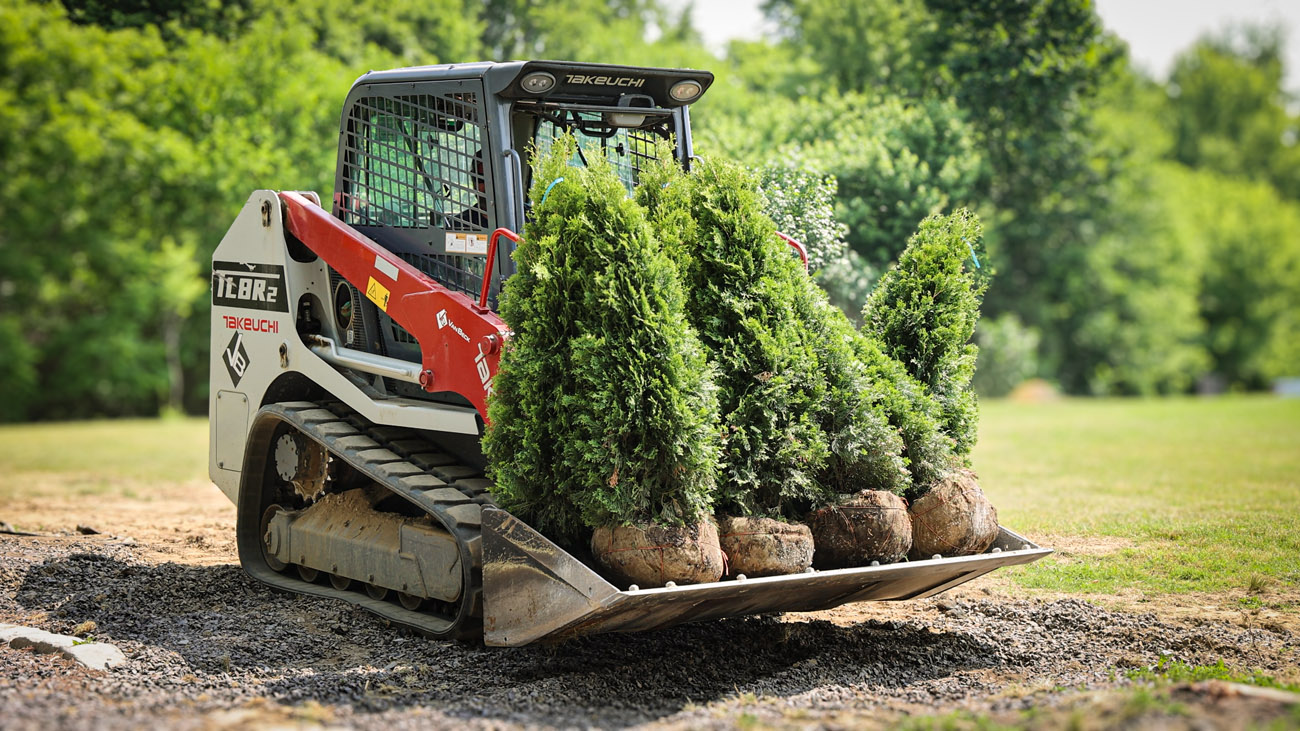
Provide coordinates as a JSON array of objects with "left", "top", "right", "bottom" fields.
[{"left": 244, "top": 400, "right": 494, "bottom": 640}]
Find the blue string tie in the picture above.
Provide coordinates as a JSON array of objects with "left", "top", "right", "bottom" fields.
[{"left": 540, "top": 176, "right": 565, "bottom": 207}]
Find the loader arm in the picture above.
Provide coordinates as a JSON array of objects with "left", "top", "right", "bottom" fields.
[{"left": 278, "top": 191, "right": 509, "bottom": 421}]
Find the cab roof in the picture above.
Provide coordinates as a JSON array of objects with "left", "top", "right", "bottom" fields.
[{"left": 352, "top": 60, "right": 714, "bottom": 109}]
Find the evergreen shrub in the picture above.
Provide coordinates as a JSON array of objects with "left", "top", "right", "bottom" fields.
[
  {"left": 638, "top": 156, "right": 830, "bottom": 518},
  {"left": 789, "top": 276, "right": 910, "bottom": 496},
  {"left": 483, "top": 136, "right": 720, "bottom": 542},
  {"left": 863, "top": 210, "right": 988, "bottom": 455},
  {"left": 851, "top": 334, "right": 958, "bottom": 498}
]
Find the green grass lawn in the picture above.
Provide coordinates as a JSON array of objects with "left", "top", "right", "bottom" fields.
[
  {"left": 2, "top": 397, "right": 1297, "bottom": 599},
  {"left": 974, "top": 395, "right": 1300, "bottom": 598},
  {"left": 0, "top": 416, "right": 209, "bottom": 495}
]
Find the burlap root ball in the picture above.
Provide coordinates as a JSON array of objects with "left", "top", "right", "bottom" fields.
[
  {"left": 717, "top": 516, "right": 814, "bottom": 577},
  {"left": 908, "top": 469, "right": 999, "bottom": 559},
  {"left": 806, "top": 490, "right": 912, "bottom": 569},
  {"left": 591, "top": 516, "right": 724, "bottom": 588}
]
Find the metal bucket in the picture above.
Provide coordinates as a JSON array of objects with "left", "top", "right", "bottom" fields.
[{"left": 481, "top": 507, "right": 1051, "bottom": 646}]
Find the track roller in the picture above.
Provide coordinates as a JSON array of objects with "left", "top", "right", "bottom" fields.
[{"left": 235, "top": 400, "right": 488, "bottom": 640}]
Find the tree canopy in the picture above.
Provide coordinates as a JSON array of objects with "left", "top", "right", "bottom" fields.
[{"left": 2, "top": 0, "right": 1298, "bottom": 423}]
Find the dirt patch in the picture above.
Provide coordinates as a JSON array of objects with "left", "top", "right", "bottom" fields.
[
  {"left": 1, "top": 486, "right": 1297, "bottom": 730},
  {"left": 0, "top": 479, "right": 236, "bottom": 567},
  {"left": 1031, "top": 533, "right": 1137, "bottom": 557}
]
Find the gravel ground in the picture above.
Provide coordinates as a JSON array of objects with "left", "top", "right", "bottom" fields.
[{"left": 1, "top": 533, "right": 1297, "bottom": 730}]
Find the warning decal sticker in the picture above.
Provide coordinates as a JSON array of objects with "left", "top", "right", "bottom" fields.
[
  {"left": 365, "top": 276, "right": 391, "bottom": 312},
  {"left": 445, "top": 232, "right": 488, "bottom": 255}
]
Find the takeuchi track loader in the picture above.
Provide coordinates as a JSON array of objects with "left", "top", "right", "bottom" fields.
[{"left": 208, "top": 60, "right": 1049, "bottom": 646}]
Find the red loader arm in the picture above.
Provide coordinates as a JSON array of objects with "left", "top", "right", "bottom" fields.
[{"left": 279, "top": 191, "right": 510, "bottom": 422}]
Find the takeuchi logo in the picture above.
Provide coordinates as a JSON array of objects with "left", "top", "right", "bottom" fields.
[{"left": 564, "top": 75, "right": 645, "bottom": 88}]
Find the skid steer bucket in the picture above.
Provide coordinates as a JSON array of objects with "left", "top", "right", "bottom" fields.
[{"left": 481, "top": 507, "right": 1051, "bottom": 646}]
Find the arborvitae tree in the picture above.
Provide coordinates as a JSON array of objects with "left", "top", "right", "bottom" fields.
[
  {"left": 789, "top": 275, "right": 911, "bottom": 496},
  {"left": 863, "top": 210, "right": 988, "bottom": 456},
  {"left": 640, "top": 151, "right": 959, "bottom": 504},
  {"left": 638, "top": 156, "right": 830, "bottom": 518},
  {"left": 851, "top": 333, "right": 958, "bottom": 497},
  {"left": 484, "top": 137, "right": 720, "bottom": 542}
]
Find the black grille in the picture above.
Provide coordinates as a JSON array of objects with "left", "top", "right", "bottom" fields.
[
  {"left": 398, "top": 252, "right": 487, "bottom": 301},
  {"left": 339, "top": 89, "right": 491, "bottom": 307},
  {"left": 328, "top": 269, "right": 375, "bottom": 352},
  {"left": 340, "top": 92, "right": 484, "bottom": 230}
]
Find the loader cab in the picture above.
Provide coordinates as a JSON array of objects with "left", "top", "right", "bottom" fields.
[{"left": 328, "top": 61, "right": 712, "bottom": 395}]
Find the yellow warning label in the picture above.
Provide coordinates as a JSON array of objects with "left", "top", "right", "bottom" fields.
[{"left": 365, "top": 276, "right": 391, "bottom": 312}]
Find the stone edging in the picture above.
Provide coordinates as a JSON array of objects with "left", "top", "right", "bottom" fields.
[{"left": 0, "top": 623, "right": 126, "bottom": 671}]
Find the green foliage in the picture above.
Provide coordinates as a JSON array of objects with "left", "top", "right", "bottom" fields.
[
  {"left": 929, "top": 4, "right": 1124, "bottom": 389},
  {"left": 757, "top": 0, "right": 1148, "bottom": 398},
  {"left": 1, "top": 3, "right": 199, "bottom": 418},
  {"left": 1053, "top": 166, "right": 1207, "bottom": 395},
  {"left": 701, "top": 92, "right": 982, "bottom": 270},
  {"left": 789, "top": 280, "right": 910, "bottom": 496},
  {"left": 815, "top": 250, "right": 878, "bottom": 326},
  {"left": 6, "top": 0, "right": 1298, "bottom": 428},
  {"left": 1127, "top": 657, "right": 1300, "bottom": 693},
  {"left": 0, "top": 0, "right": 477, "bottom": 421},
  {"left": 971, "top": 315, "right": 1039, "bottom": 398},
  {"left": 638, "top": 156, "right": 831, "bottom": 517},
  {"left": 276, "top": 0, "right": 483, "bottom": 66},
  {"left": 923, "top": 0, "right": 1124, "bottom": 203},
  {"left": 1168, "top": 27, "right": 1300, "bottom": 201},
  {"left": 478, "top": 0, "right": 709, "bottom": 67},
  {"left": 0, "top": 316, "right": 38, "bottom": 423},
  {"left": 765, "top": 0, "right": 932, "bottom": 93},
  {"left": 1165, "top": 168, "right": 1300, "bottom": 388},
  {"left": 851, "top": 326, "right": 958, "bottom": 496},
  {"left": 799, "top": 94, "right": 982, "bottom": 270},
  {"left": 484, "top": 137, "right": 720, "bottom": 540},
  {"left": 643, "top": 154, "right": 923, "bottom": 503},
  {"left": 757, "top": 166, "right": 847, "bottom": 274},
  {"left": 864, "top": 210, "right": 986, "bottom": 454},
  {"left": 59, "top": 0, "right": 254, "bottom": 37}
]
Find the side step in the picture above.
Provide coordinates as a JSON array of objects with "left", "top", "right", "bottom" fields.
[{"left": 481, "top": 507, "right": 1051, "bottom": 647}]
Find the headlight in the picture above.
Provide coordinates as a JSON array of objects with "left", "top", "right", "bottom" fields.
[
  {"left": 605, "top": 112, "right": 647, "bottom": 128},
  {"left": 669, "top": 80, "right": 702, "bottom": 103},
  {"left": 520, "top": 71, "right": 557, "bottom": 95}
]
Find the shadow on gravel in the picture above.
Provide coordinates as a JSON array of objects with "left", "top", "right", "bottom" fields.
[
  {"left": 386, "top": 615, "right": 1007, "bottom": 728},
  {"left": 14, "top": 552, "right": 1003, "bottom": 727}
]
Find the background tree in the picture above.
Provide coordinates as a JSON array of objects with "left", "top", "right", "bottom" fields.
[
  {"left": 1167, "top": 27, "right": 1300, "bottom": 201},
  {"left": 4, "top": 0, "right": 1300, "bottom": 424},
  {"left": 0, "top": 0, "right": 470, "bottom": 420}
]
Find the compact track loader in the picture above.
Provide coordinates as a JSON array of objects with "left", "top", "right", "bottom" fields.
[{"left": 209, "top": 60, "right": 1049, "bottom": 646}]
